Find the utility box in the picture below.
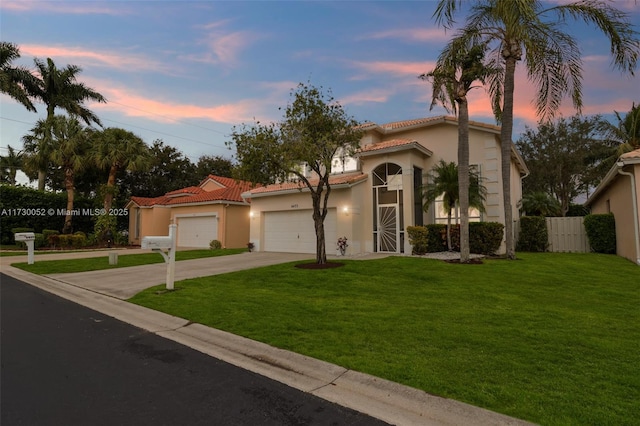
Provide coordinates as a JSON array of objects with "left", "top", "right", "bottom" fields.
[{"left": 141, "top": 236, "right": 173, "bottom": 249}]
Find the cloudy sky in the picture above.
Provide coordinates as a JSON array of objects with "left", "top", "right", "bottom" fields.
[{"left": 1, "top": 0, "right": 639, "bottom": 171}]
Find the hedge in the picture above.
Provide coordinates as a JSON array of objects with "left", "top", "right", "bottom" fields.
[
  {"left": 407, "top": 222, "right": 504, "bottom": 255},
  {"left": 584, "top": 213, "right": 616, "bottom": 254},
  {"left": 516, "top": 216, "right": 548, "bottom": 252}
]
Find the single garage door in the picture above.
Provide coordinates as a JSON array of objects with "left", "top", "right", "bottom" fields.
[
  {"left": 177, "top": 215, "right": 218, "bottom": 248},
  {"left": 264, "top": 209, "right": 336, "bottom": 254}
]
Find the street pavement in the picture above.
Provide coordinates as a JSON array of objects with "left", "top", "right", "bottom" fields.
[
  {"left": 1, "top": 273, "right": 389, "bottom": 425},
  {"left": 0, "top": 249, "right": 534, "bottom": 426}
]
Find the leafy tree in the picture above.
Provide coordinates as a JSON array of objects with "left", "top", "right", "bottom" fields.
[
  {"left": 121, "top": 139, "right": 197, "bottom": 198},
  {"left": 0, "top": 42, "right": 37, "bottom": 112},
  {"left": 520, "top": 192, "right": 562, "bottom": 217},
  {"left": 0, "top": 145, "right": 24, "bottom": 186},
  {"left": 434, "top": 0, "right": 640, "bottom": 259},
  {"left": 93, "top": 128, "right": 150, "bottom": 211},
  {"left": 29, "top": 57, "right": 106, "bottom": 190},
  {"left": 421, "top": 39, "right": 496, "bottom": 262},
  {"left": 516, "top": 115, "right": 613, "bottom": 215},
  {"left": 421, "top": 160, "right": 487, "bottom": 251},
  {"left": 229, "top": 83, "right": 363, "bottom": 264},
  {"left": 195, "top": 154, "right": 235, "bottom": 178}
]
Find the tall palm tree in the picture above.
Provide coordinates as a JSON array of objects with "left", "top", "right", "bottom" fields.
[
  {"left": 93, "top": 127, "right": 151, "bottom": 211},
  {"left": 421, "top": 40, "right": 496, "bottom": 262},
  {"left": 22, "top": 119, "right": 55, "bottom": 190},
  {"left": 434, "top": 0, "right": 639, "bottom": 259},
  {"left": 30, "top": 57, "right": 106, "bottom": 190},
  {"left": 422, "top": 160, "right": 487, "bottom": 251},
  {"left": 0, "top": 145, "right": 24, "bottom": 185},
  {"left": 0, "top": 42, "right": 37, "bottom": 112}
]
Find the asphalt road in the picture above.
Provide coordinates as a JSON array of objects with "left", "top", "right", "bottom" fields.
[{"left": 1, "top": 274, "right": 389, "bottom": 426}]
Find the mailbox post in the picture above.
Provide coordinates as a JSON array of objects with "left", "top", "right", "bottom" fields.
[
  {"left": 141, "top": 224, "right": 177, "bottom": 290},
  {"left": 15, "top": 232, "right": 36, "bottom": 265}
]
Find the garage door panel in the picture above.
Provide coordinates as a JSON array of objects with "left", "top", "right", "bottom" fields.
[
  {"left": 177, "top": 216, "right": 217, "bottom": 248},
  {"left": 264, "top": 209, "right": 336, "bottom": 254}
]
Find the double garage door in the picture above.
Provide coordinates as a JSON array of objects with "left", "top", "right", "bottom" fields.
[
  {"left": 176, "top": 215, "right": 217, "bottom": 248},
  {"left": 264, "top": 209, "right": 336, "bottom": 254}
]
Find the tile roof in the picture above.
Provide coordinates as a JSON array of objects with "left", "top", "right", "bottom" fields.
[
  {"left": 247, "top": 173, "right": 368, "bottom": 196},
  {"left": 130, "top": 175, "right": 254, "bottom": 207},
  {"left": 371, "top": 115, "right": 501, "bottom": 133},
  {"left": 621, "top": 148, "right": 640, "bottom": 159},
  {"left": 357, "top": 138, "right": 433, "bottom": 157}
]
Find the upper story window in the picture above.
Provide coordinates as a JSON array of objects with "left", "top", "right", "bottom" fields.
[{"left": 331, "top": 147, "right": 358, "bottom": 174}]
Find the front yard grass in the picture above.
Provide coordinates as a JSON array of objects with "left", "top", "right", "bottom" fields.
[
  {"left": 11, "top": 248, "right": 246, "bottom": 274},
  {"left": 129, "top": 253, "right": 639, "bottom": 425}
]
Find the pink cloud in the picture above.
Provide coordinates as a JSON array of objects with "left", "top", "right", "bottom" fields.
[
  {"left": 350, "top": 60, "right": 437, "bottom": 77},
  {"left": 20, "top": 44, "right": 171, "bottom": 74},
  {"left": 362, "top": 28, "right": 449, "bottom": 43},
  {"left": 0, "top": 1, "right": 127, "bottom": 15},
  {"left": 340, "top": 89, "right": 393, "bottom": 106}
]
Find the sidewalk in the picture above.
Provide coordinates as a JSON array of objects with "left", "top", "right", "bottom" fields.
[{"left": 1, "top": 250, "right": 533, "bottom": 426}]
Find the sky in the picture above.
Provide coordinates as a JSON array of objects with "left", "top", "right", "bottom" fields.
[{"left": 1, "top": 0, "right": 639, "bottom": 183}]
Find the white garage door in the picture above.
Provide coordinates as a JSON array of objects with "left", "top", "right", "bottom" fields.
[
  {"left": 264, "top": 209, "right": 336, "bottom": 254},
  {"left": 177, "top": 216, "right": 218, "bottom": 248}
]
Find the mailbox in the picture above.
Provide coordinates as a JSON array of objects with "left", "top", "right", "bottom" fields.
[
  {"left": 141, "top": 236, "right": 174, "bottom": 249},
  {"left": 15, "top": 232, "right": 36, "bottom": 242}
]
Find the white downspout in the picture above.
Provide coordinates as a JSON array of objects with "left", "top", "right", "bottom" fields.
[{"left": 617, "top": 161, "right": 640, "bottom": 266}]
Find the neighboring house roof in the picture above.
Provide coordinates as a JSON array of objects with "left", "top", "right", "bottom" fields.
[
  {"left": 244, "top": 172, "right": 368, "bottom": 198},
  {"left": 586, "top": 148, "right": 640, "bottom": 206},
  {"left": 128, "top": 175, "right": 254, "bottom": 208}
]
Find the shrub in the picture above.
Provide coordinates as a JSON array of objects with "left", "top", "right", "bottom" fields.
[
  {"left": 71, "top": 234, "right": 86, "bottom": 248},
  {"left": 516, "top": 216, "right": 548, "bottom": 252},
  {"left": 48, "top": 234, "right": 60, "bottom": 249},
  {"left": 58, "top": 234, "right": 72, "bottom": 248},
  {"left": 584, "top": 213, "right": 616, "bottom": 254},
  {"left": 407, "top": 226, "right": 429, "bottom": 255},
  {"left": 425, "top": 224, "right": 448, "bottom": 252},
  {"left": 209, "top": 239, "right": 222, "bottom": 250},
  {"left": 34, "top": 233, "right": 46, "bottom": 249},
  {"left": 469, "top": 222, "right": 504, "bottom": 255}
]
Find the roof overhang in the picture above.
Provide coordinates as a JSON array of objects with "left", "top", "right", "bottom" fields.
[
  {"left": 243, "top": 173, "right": 368, "bottom": 199},
  {"left": 586, "top": 150, "right": 640, "bottom": 206},
  {"left": 356, "top": 141, "right": 433, "bottom": 158}
]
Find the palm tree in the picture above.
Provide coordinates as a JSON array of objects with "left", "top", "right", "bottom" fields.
[
  {"left": 422, "top": 160, "right": 487, "bottom": 251},
  {"left": 93, "top": 128, "right": 151, "bottom": 211},
  {"left": 0, "top": 145, "right": 24, "bottom": 185},
  {"left": 434, "top": 0, "right": 640, "bottom": 259},
  {"left": 607, "top": 103, "right": 640, "bottom": 155},
  {"left": 0, "top": 42, "right": 37, "bottom": 112},
  {"left": 30, "top": 57, "right": 106, "bottom": 190},
  {"left": 520, "top": 192, "right": 562, "bottom": 217},
  {"left": 22, "top": 120, "right": 55, "bottom": 190},
  {"left": 421, "top": 40, "right": 496, "bottom": 262},
  {"left": 24, "top": 115, "right": 91, "bottom": 234}
]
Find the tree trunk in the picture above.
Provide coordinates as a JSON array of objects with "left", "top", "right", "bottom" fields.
[
  {"left": 62, "top": 167, "right": 75, "bottom": 234},
  {"left": 446, "top": 211, "right": 452, "bottom": 251},
  {"left": 103, "top": 164, "right": 118, "bottom": 211},
  {"left": 501, "top": 55, "right": 518, "bottom": 260},
  {"left": 311, "top": 189, "right": 328, "bottom": 264},
  {"left": 37, "top": 170, "right": 46, "bottom": 191},
  {"left": 458, "top": 99, "right": 470, "bottom": 262}
]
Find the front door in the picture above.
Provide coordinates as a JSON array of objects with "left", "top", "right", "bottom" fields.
[{"left": 378, "top": 205, "right": 398, "bottom": 252}]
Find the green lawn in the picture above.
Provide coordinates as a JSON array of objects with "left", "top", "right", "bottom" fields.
[
  {"left": 11, "top": 248, "right": 246, "bottom": 274},
  {"left": 129, "top": 253, "right": 639, "bottom": 425}
]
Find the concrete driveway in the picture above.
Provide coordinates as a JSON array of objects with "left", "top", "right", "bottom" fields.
[{"left": 43, "top": 251, "right": 313, "bottom": 299}]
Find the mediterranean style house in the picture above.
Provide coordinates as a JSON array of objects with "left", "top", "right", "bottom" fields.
[
  {"left": 243, "top": 116, "right": 529, "bottom": 255},
  {"left": 586, "top": 148, "right": 640, "bottom": 265},
  {"left": 126, "top": 175, "right": 252, "bottom": 249}
]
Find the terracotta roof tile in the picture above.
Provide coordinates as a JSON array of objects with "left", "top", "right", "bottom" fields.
[
  {"left": 621, "top": 148, "right": 640, "bottom": 159},
  {"left": 359, "top": 138, "right": 416, "bottom": 153},
  {"left": 248, "top": 173, "right": 367, "bottom": 195},
  {"left": 130, "top": 175, "right": 254, "bottom": 207}
]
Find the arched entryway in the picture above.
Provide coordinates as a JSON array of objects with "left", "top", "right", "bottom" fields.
[{"left": 372, "top": 163, "right": 404, "bottom": 253}]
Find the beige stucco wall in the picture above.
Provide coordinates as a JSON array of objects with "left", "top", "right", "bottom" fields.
[
  {"left": 128, "top": 206, "right": 171, "bottom": 245},
  {"left": 128, "top": 203, "right": 250, "bottom": 248},
  {"left": 589, "top": 165, "right": 640, "bottom": 264}
]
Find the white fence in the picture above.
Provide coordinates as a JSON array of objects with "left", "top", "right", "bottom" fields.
[
  {"left": 545, "top": 217, "right": 590, "bottom": 253},
  {"left": 515, "top": 217, "right": 591, "bottom": 253}
]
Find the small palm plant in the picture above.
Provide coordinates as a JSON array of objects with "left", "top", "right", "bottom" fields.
[{"left": 422, "top": 160, "right": 487, "bottom": 251}]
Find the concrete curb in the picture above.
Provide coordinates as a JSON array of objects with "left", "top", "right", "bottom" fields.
[{"left": 1, "top": 262, "right": 535, "bottom": 426}]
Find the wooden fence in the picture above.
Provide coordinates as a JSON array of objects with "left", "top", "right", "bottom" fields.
[{"left": 515, "top": 217, "right": 591, "bottom": 253}]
